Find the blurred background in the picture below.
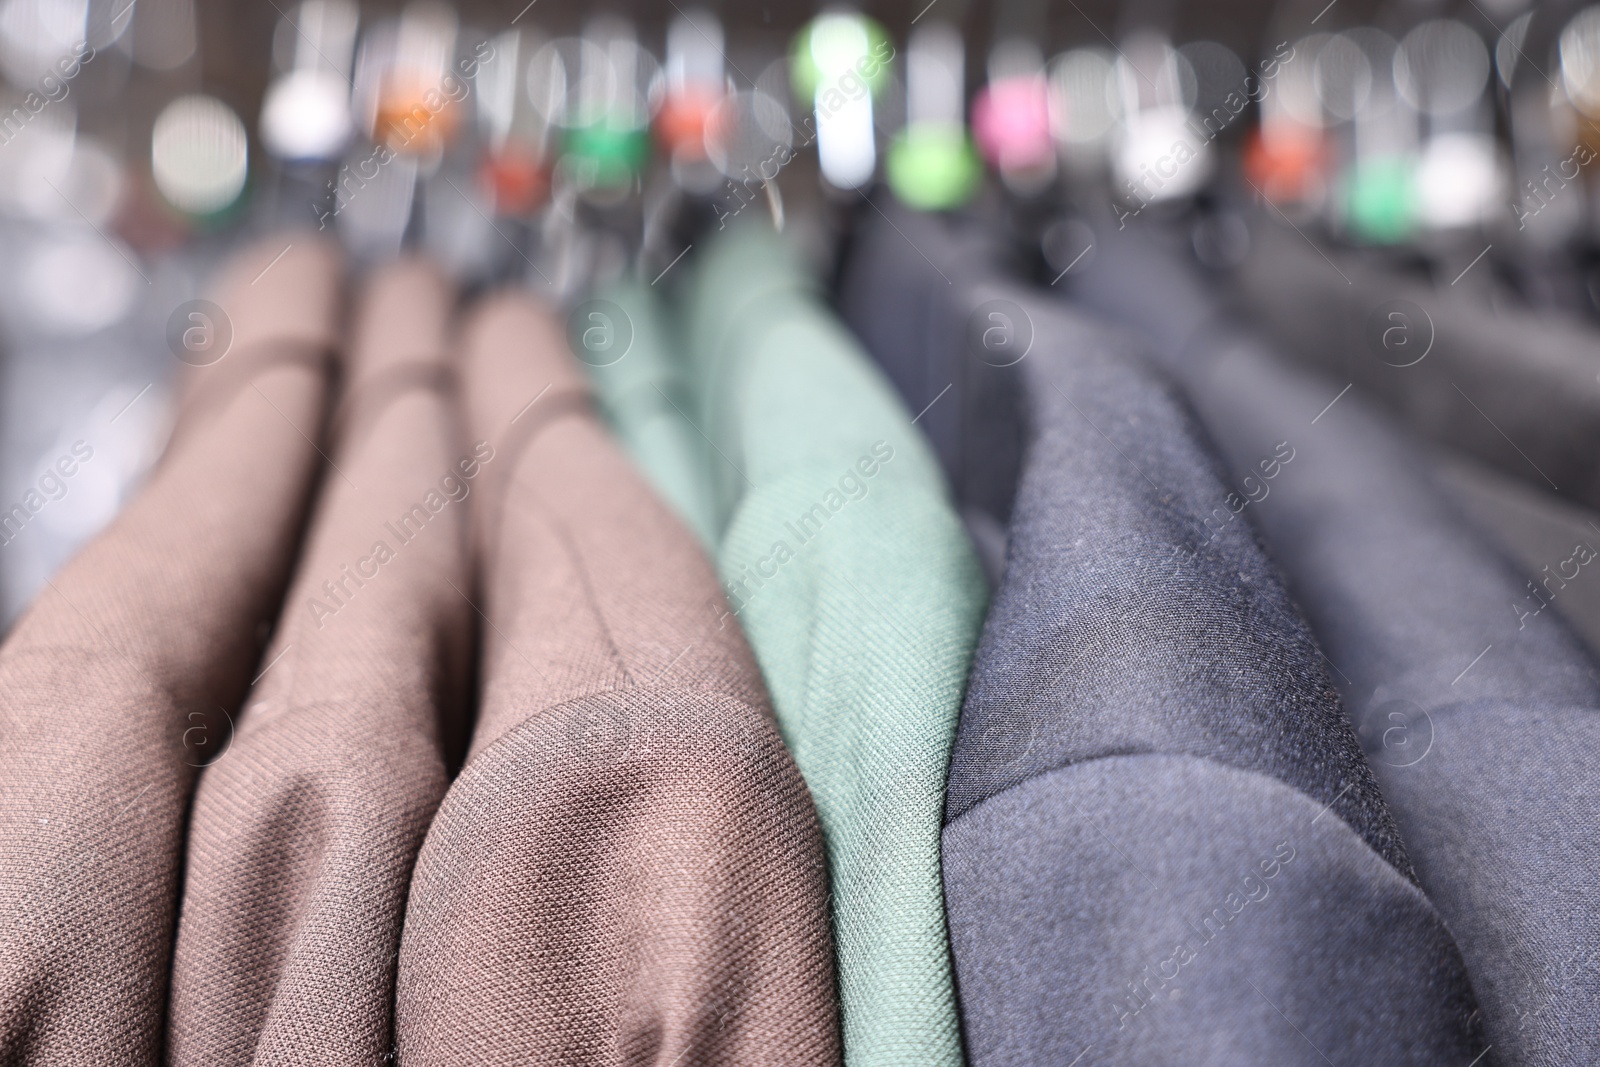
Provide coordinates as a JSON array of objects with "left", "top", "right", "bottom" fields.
[{"left": 0, "top": 0, "right": 1588, "bottom": 625}]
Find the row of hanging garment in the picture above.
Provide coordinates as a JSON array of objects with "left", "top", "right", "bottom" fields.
[
  {"left": 4, "top": 208, "right": 1596, "bottom": 1066},
  {"left": 2, "top": 1, "right": 1600, "bottom": 1065},
  {"left": 0, "top": 221, "right": 979, "bottom": 1063},
  {"left": 841, "top": 196, "right": 1600, "bottom": 1065}
]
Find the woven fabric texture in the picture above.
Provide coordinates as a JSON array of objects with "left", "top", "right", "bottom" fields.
[
  {"left": 583, "top": 279, "right": 719, "bottom": 549},
  {"left": 1177, "top": 307, "right": 1600, "bottom": 1067},
  {"left": 167, "top": 258, "right": 474, "bottom": 1064},
  {"left": 680, "top": 225, "right": 988, "bottom": 1067},
  {"left": 942, "top": 289, "right": 1482, "bottom": 1064},
  {"left": 838, "top": 206, "right": 1484, "bottom": 1064},
  {"left": 0, "top": 235, "right": 343, "bottom": 1063},
  {"left": 1071, "top": 217, "right": 1600, "bottom": 1064},
  {"left": 393, "top": 291, "right": 840, "bottom": 1066}
]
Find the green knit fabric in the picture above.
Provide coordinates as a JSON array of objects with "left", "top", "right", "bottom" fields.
[
  {"left": 581, "top": 278, "right": 719, "bottom": 549},
  {"left": 677, "top": 225, "right": 987, "bottom": 1066}
]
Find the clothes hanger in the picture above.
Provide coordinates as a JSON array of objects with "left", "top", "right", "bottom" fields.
[
  {"left": 257, "top": 0, "right": 359, "bottom": 234},
  {"left": 472, "top": 24, "right": 553, "bottom": 225},
  {"left": 790, "top": 7, "right": 893, "bottom": 196},
  {"left": 636, "top": 5, "right": 730, "bottom": 279},
  {"left": 887, "top": 19, "right": 982, "bottom": 213},
  {"left": 523, "top": 14, "right": 658, "bottom": 304},
  {"left": 1505, "top": 0, "right": 1600, "bottom": 316},
  {"left": 630, "top": 6, "right": 897, "bottom": 293}
]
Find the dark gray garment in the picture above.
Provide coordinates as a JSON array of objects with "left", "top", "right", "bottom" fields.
[
  {"left": 836, "top": 202, "right": 1023, "bottom": 583},
  {"left": 1233, "top": 219, "right": 1600, "bottom": 510},
  {"left": 836, "top": 208, "right": 1485, "bottom": 1064},
  {"left": 942, "top": 287, "right": 1483, "bottom": 1065},
  {"left": 1072, "top": 218, "right": 1600, "bottom": 1066},
  {"left": 1432, "top": 452, "right": 1600, "bottom": 655}
]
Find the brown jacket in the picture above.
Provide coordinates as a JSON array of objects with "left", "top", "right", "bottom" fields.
[
  {"left": 393, "top": 292, "right": 841, "bottom": 1065},
  {"left": 167, "top": 259, "right": 474, "bottom": 1064},
  {"left": 0, "top": 236, "right": 343, "bottom": 1063}
]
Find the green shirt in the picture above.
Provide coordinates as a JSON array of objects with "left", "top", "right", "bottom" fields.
[
  {"left": 582, "top": 279, "right": 719, "bottom": 549},
  {"left": 611, "top": 225, "right": 986, "bottom": 1065}
]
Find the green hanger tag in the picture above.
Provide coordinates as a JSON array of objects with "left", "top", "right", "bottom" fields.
[
  {"left": 1345, "top": 157, "right": 1416, "bottom": 244},
  {"left": 790, "top": 12, "right": 893, "bottom": 102},
  {"left": 563, "top": 122, "right": 652, "bottom": 188},
  {"left": 887, "top": 125, "right": 982, "bottom": 211}
]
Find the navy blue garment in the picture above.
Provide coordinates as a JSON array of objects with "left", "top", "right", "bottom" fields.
[
  {"left": 838, "top": 204, "right": 1484, "bottom": 1065},
  {"left": 944, "top": 287, "right": 1482, "bottom": 1065},
  {"left": 836, "top": 204, "right": 1022, "bottom": 582},
  {"left": 1073, "top": 217, "right": 1600, "bottom": 1066}
]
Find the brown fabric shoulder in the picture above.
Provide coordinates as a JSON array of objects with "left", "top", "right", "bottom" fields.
[
  {"left": 0, "top": 235, "right": 343, "bottom": 1064},
  {"left": 167, "top": 259, "right": 474, "bottom": 1065},
  {"left": 394, "top": 292, "right": 840, "bottom": 1066}
]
